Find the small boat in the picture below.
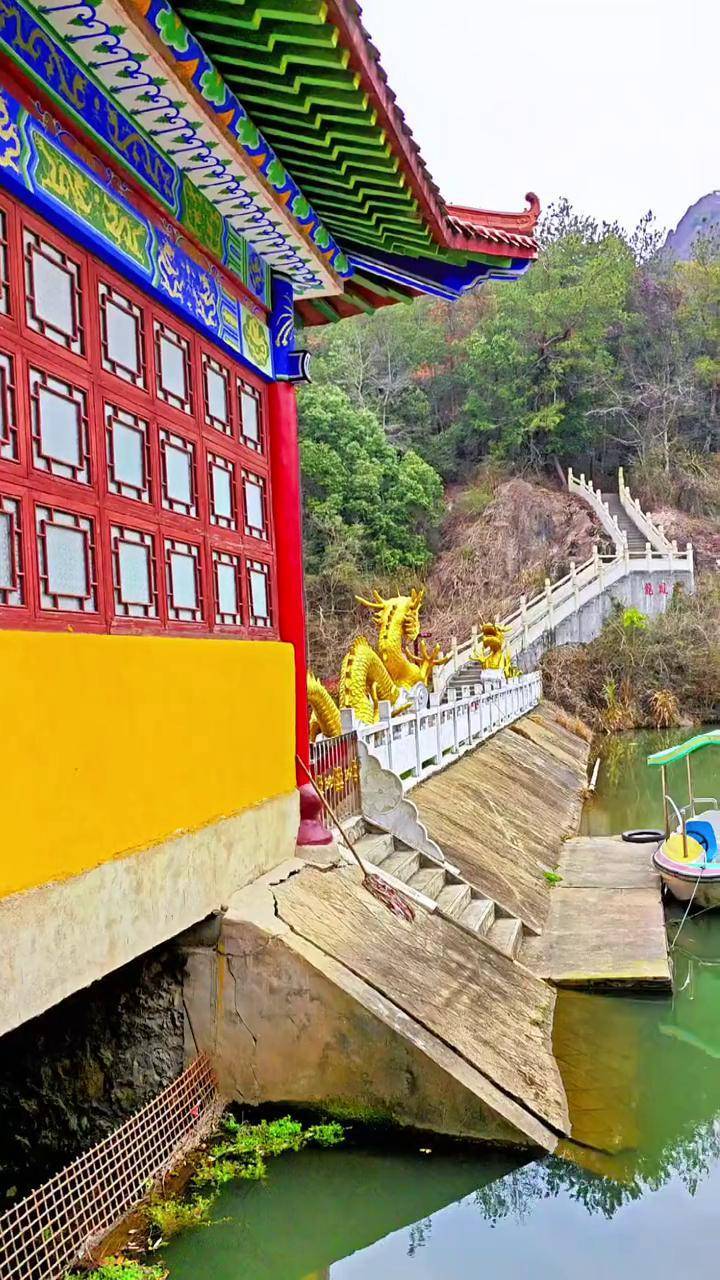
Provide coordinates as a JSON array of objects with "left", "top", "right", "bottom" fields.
[{"left": 648, "top": 730, "right": 720, "bottom": 908}]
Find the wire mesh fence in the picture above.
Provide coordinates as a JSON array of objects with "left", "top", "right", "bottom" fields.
[
  {"left": 0, "top": 1055, "right": 223, "bottom": 1280},
  {"left": 310, "top": 730, "right": 362, "bottom": 826}
]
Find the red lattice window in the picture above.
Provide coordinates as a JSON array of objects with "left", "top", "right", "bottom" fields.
[
  {"left": 0, "top": 349, "right": 18, "bottom": 464},
  {"left": 154, "top": 320, "right": 193, "bottom": 414},
  {"left": 100, "top": 282, "right": 146, "bottom": 387},
  {"left": 105, "top": 404, "right": 152, "bottom": 504},
  {"left": 242, "top": 470, "right": 267, "bottom": 540},
  {"left": 0, "top": 191, "right": 276, "bottom": 638},
  {"left": 35, "top": 504, "right": 98, "bottom": 614},
  {"left": 212, "top": 548, "right": 243, "bottom": 627},
  {"left": 160, "top": 428, "right": 197, "bottom": 518},
  {"left": 203, "top": 353, "right": 232, "bottom": 436},
  {"left": 208, "top": 452, "right": 236, "bottom": 531},
  {"left": 0, "top": 208, "right": 10, "bottom": 317},
  {"left": 238, "top": 380, "right": 263, "bottom": 453},
  {"left": 29, "top": 367, "right": 90, "bottom": 485},
  {"left": 24, "top": 228, "right": 84, "bottom": 355},
  {"left": 247, "top": 558, "right": 272, "bottom": 628},
  {"left": 165, "top": 536, "right": 203, "bottom": 623},
  {"left": 0, "top": 492, "right": 24, "bottom": 608},
  {"left": 110, "top": 524, "right": 159, "bottom": 620}
]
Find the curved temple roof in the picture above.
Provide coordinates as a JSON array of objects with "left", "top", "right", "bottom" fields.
[
  {"left": 171, "top": 0, "right": 539, "bottom": 259},
  {"left": 14, "top": 0, "right": 539, "bottom": 322},
  {"left": 164, "top": 0, "right": 540, "bottom": 319}
]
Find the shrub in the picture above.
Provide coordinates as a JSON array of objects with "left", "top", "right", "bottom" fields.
[
  {"left": 67, "top": 1260, "right": 166, "bottom": 1280},
  {"left": 145, "top": 1194, "right": 215, "bottom": 1241}
]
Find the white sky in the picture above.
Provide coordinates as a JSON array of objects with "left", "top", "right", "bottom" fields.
[{"left": 359, "top": 0, "right": 719, "bottom": 236}]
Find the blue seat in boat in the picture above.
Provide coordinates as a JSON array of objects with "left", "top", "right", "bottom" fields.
[{"left": 686, "top": 820, "right": 719, "bottom": 861}]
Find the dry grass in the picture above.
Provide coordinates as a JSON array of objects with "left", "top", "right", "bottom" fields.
[
  {"left": 542, "top": 575, "right": 720, "bottom": 731},
  {"left": 553, "top": 707, "right": 594, "bottom": 742}
]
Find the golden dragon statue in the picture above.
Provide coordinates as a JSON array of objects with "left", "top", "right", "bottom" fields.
[
  {"left": 470, "top": 622, "right": 521, "bottom": 680},
  {"left": 307, "top": 589, "right": 449, "bottom": 741}
]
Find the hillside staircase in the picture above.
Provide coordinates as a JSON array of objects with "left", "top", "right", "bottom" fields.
[
  {"left": 346, "top": 819, "right": 526, "bottom": 959},
  {"left": 601, "top": 491, "right": 647, "bottom": 552},
  {"left": 434, "top": 469, "right": 693, "bottom": 702}
]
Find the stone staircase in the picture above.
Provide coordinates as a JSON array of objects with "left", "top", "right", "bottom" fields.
[
  {"left": 348, "top": 823, "right": 525, "bottom": 959},
  {"left": 602, "top": 491, "right": 647, "bottom": 552}
]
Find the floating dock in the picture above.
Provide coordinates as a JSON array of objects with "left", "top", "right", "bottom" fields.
[{"left": 522, "top": 836, "right": 671, "bottom": 990}]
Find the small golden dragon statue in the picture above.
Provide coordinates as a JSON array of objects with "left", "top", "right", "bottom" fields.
[
  {"left": 307, "top": 589, "right": 449, "bottom": 741},
  {"left": 471, "top": 622, "right": 521, "bottom": 680}
]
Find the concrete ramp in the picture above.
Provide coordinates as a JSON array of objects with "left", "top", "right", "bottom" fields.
[
  {"left": 182, "top": 858, "right": 569, "bottom": 1153},
  {"left": 274, "top": 865, "right": 569, "bottom": 1141},
  {"left": 412, "top": 705, "right": 590, "bottom": 933}
]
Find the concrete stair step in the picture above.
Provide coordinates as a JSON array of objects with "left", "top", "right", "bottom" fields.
[
  {"left": 408, "top": 867, "right": 447, "bottom": 900},
  {"left": 487, "top": 917, "right": 524, "bottom": 959},
  {"left": 459, "top": 897, "right": 495, "bottom": 936},
  {"left": 435, "top": 882, "right": 472, "bottom": 920},
  {"left": 380, "top": 849, "right": 422, "bottom": 881},
  {"left": 355, "top": 832, "right": 396, "bottom": 865}
]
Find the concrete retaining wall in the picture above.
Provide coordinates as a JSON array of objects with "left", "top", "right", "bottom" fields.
[{"left": 517, "top": 568, "right": 692, "bottom": 671}]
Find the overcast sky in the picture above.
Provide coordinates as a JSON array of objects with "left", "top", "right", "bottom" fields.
[{"left": 359, "top": 0, "right": 718, "bottom": 236}]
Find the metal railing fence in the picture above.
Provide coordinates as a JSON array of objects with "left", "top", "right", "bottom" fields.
[
  {"left": 0, "top": 1055, "right": 223, "bottom": 1280},
  {"left": 310, "top": 729, "right": 362, "bottom": 824}
]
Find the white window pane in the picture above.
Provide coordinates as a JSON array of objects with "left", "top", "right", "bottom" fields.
[
  {"left": 170, "top": 551, "right": 197, "bottom": 609},
  {"left": 165, "top": 444, "right": 192, "bottom": 504},
  {"left": 0, "top": 512, "right": 13, "bottom": 589},
  {"left": 112, "top": 421, "right": 145, "bottom": 486},
  {"left": 46, "top": 525, "right": 87, "bottom": 597},
  {"left": 207, "top": 367, "right": 227, "bottom": 421},
  {"left": 118, "top": 541, "right": 151, "bottom": 605},
  {"left": 241, "top": 391, "right": 259, "bottom": 441},
  {"left": 106, "top": 300, "right": 139, "bottom": 372},
  {"left": 160, "top": 335, "right": 186, "bottom": 398},
  {"left": 250, "top": 569, "right": 268, "bottom": 619},
  {"left": 245, "top": 480, "right": 264, "bottom": 531},
  {"left": 33, "top": 252, "right": 74, "bottom": 335},
  {"left": 217, "top": 562, "right": 237, "bottom": 615},
  {"left": 39, "top": 387, "right": 81, "bottom": 466},
  {"left": 212, "top": 465, "right": 233, "bottom": 519}
]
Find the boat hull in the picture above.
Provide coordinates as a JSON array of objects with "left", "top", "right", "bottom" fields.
[{"left": 653, "top": 849, "right": 720, "bottom": 909}]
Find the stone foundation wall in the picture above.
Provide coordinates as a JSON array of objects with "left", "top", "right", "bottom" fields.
[{"left": 0, "top": 946, "right": 185, "bottom": 1200}]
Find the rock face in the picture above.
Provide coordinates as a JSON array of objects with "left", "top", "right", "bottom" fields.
[
  {"left": 0, "top": 947, "right": 185, "bottom": 1199},
  {"left": 664, "top": 192, "right": 720, "bottom": 260}
]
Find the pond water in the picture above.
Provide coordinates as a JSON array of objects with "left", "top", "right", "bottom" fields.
[{"left": 165, "top": 728, "right": 720, "bottom": 1280}]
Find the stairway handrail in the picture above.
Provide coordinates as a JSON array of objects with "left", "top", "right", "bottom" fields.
[
  {"left": 567, "top": 467, "right": 627, "bottom": 548},
  {"left": 618, "top": 466, "right": 675, "bottom": 554},
  {"left": 434, "top": 543, "right": 694, "bottom": 698}
]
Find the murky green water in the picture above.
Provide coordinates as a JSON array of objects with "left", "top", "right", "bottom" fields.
[{"left": 166, "top": 728, "right": 720, "bottom": 1280}]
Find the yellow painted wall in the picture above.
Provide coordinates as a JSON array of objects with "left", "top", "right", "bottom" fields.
[{"left": 0, "top": 631, "right": 296, "bottom": 900}]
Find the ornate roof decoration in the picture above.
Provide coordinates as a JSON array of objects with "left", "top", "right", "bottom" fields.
[
  {"left": 3, "top": 0, "right": 540, "bottom": 325},
  {"left": 169, "top": 0, "right": 540, "bottom": 265},
  {"left": 8, "top": 0, "right": 351, "bottom": 296}
]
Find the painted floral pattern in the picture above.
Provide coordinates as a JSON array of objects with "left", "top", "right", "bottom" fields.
[
  {"left": 199, "top": 67, "right": 227, "bottom": 107},
  {"left": 156, "top": 6, "right": 189, "bottom": 54}
]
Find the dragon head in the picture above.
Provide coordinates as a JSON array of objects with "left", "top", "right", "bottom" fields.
[{"left": 356, "top": 587, "right": 425, "bottom": 646}]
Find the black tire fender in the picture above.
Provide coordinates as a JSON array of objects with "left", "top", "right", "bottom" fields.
[{"left": 622, "top": 829, "right": 664, "bottom": 844}]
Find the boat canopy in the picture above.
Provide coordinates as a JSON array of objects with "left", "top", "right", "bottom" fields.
[{"left": 647, "top": 731, "right": 720, "bottom": 768}]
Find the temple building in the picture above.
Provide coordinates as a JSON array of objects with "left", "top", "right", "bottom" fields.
[{"left": 0, "top": 0, "right": 538, "bottom": 1036}]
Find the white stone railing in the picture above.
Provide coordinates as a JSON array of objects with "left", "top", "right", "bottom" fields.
[
  {"left": 341, "top": 672, "right": 542, "bottom": 791},
  {"left": 618, "top": 466, "right": 674, "bottom": 553},
  {"left": 568, "top": 467, "right": 627, "bottom": 547},
  {"left": 434, "top": 545, "right": 694, "bottom": 701}
]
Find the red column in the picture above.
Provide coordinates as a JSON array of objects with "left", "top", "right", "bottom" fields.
[{"left": 267, "top": 379, "right": 311, "bottom": 781}]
